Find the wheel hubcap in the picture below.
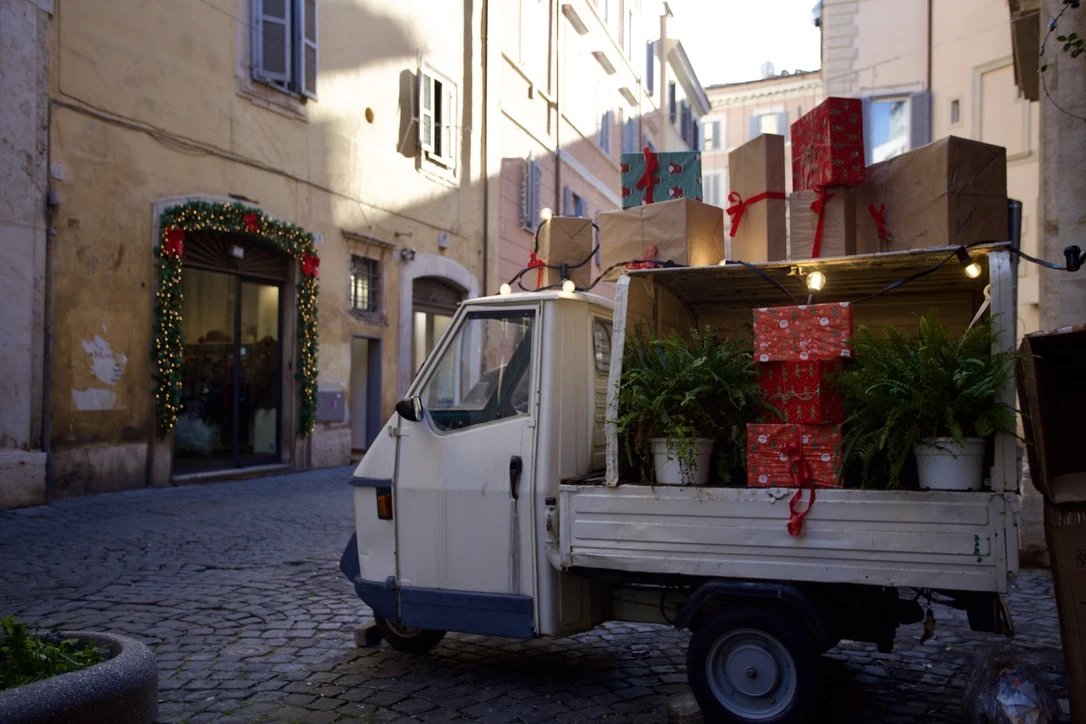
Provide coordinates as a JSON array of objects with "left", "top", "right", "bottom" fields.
[{"left": 706, "top": 628, "right": 797, "bottom": 720}]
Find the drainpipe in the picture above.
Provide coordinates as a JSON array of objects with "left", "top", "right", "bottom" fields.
[
  {"left": 43, "top": 103, "right": 55, "bottom": 503},
  {"left": 553, "top": 0, "right": 561, "bottom": 217},
  {"left": 481, "top": 0, "right": 489, "bottom": 294}
]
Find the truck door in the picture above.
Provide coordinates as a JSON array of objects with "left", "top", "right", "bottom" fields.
[{"left": 393, "top": 305, "right": 539, "bottom": 638}]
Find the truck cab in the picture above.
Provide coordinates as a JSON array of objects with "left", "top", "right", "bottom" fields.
[{"left": 341, "top": 289, "right": 614, "bottom": 644}]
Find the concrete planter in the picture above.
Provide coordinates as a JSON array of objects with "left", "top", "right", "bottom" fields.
[{"left": 0, "top": 631, "right": 157, "bottom": 724}]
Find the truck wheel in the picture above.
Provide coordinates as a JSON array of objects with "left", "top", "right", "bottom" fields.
[
  {"left": 374, "top": 614, "right": 446, "bottom": 654},
  {"left": 686, "top": 609, "right": 815, "bottom": 723}
]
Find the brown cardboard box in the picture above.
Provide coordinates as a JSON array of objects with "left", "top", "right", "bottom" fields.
[
  {"left": 727, "top": 134, "right": 786, "bottom": 262},
  {"left": 788, "top": 187, "right": 856, "bottom": 260},
  {"left": 1044, "top": 501, "right": 1086, "bottom": 721},
  {"left": 598, "top": 198, "right": 724, "bottom": 281},
  {"left": 536, "top": 216, "right": 594, "bottom": 290},
  {"left": 1016, "top": 325, "right": 1086, "bottom": 504},
  {"left": 853, "top": 136, "right": 1008, "bottom": 254}
]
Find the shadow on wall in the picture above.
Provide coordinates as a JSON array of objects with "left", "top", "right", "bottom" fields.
[{"left": 319, "top": 1, "right": 417, "bottom": 72}]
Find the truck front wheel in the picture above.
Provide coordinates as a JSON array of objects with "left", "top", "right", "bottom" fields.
[
  {"left": 374, "top": 614, "right": 446, "bottom": 654},
  {"left": 686, "top": 609, "right": 815, "bottom": 723}
]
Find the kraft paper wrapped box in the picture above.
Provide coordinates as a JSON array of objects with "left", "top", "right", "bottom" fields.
[
  {"left": 791, "top": 97, "right": 866, "bottom": 191},
  {"left": 752, "top": 302, "right": 854, "bottom": 362},
  {"left": 788, "top": 187, "right": 856, "bottom": 260},
  {"left": 534, "top": 216, "right": 594, "bottom": 290},
  {"left": 620, "top": 149, "right": 703, "bottom": 208},
  {"left": 853, "top": 136, "right": 1008, "bottom": 254},
  {"left": 760, "top": 359, "right": 845, "bottom": 425},
  {"left": 747, "top": 423, "right": 843, "bottom": 488},
  {"left": 598, "top": 198, "right": 724, "bottom": 281},
  {"left": 726, "top": 134, "right": 786, "bottom": 262}
]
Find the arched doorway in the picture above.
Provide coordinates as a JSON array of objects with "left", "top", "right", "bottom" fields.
[
  {"left": 412, "top": 276, "right": 466, "bottom": 374},
  {"left": 172, "top": 231, "right": 290, "bottom": 473}
]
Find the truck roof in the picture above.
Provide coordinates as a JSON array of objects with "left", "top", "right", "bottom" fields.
[{"left": 469, "top": 289, "right": 615, "bottom": 310}]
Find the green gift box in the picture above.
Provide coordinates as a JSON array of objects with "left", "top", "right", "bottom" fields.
[{"left": 621, "top": 150, "right": 703, "bottom": 208}]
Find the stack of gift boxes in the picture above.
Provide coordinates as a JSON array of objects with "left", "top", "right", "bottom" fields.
[{"left": 746, "top": 302, "right": 854, "bottom": 490}]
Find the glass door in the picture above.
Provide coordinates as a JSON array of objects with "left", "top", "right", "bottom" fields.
[{"left": 174, "top": 269, "right": 281, "bottom": 473}]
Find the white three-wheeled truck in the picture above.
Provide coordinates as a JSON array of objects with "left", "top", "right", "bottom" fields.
[{"left": 340, "top": 245, "right": 1021, "bottom": 723}]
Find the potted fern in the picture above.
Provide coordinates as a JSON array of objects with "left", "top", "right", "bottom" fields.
[
  {"left": 837, "top": 310, "right": 1016, "bottom": 491},
  {"left": 615, "top": 327, "right": 763, "bottom": 485}
]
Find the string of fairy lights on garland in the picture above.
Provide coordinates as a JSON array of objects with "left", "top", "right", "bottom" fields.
[{"left": 152, "top": 200, "right": 320, "bottom": 438}]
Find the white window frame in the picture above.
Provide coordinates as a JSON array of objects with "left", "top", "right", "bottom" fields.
[
  {"left": 419, "top": 61, "right": 459, "bottom": 173},
  {"left": 251, "top": 0, "right": 318, "bottom": 100}
]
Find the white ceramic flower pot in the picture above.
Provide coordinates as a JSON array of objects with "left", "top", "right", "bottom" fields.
[
  {"left": 914, "top": 437, "right": 987, "bottom": 491},
  {"left": 651, "top": 438, "right": 714, "bottom": 486}
]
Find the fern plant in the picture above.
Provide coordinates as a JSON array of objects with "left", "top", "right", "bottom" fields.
[
  {"left": 1, "top": 616, "right": 106, "bottom": 691},
  {"left": 837, "top": 310, "right": 1017, "bottom": 489},
  {"left": 614, "top": 326, "right": 766, "bottom": 483}
]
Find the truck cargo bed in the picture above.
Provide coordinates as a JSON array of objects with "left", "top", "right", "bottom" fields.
[{"left": 557, "top": 483, "right": 1018, "bottom": 593}]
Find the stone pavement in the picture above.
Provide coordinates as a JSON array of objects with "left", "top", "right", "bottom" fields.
[{"left": 0, "top": 467, "right": 1070, "bottom": 723}]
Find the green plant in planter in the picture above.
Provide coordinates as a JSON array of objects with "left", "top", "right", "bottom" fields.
[
  {"left": 1, "top": 616, "right": 106, "bottom": 690},
  {"left": 837, "top": 310, "right": 1017, "bottom": 489},
  {"left": 615, "top": 326, "right": 766, "bottom": 483}
]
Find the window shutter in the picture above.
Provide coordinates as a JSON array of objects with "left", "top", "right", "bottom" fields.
[
  {"left": 645, "top": 41, "right": 655, "bottom": 95},
  {"left": 298, "top": 0, "right": 318, "bottom": 98},
  {"left": 749, "top": 114, "right": 759, "bottom": 141},
  {"left": 563, "top": 185, "right": 573, "bottom": 216},
  {"left": 442, "top": 81, "right": 458, "bottom": 165},
  {"left": 532, "top": 161, "right": 543, "bottom": 226},
  {"left": 522, "top": 160, "right": 538, "bottom": 230},
  {"left": 909, "top": 90, "right": 932, "bottom": 149},
  {"left": 861, "top": 97, "right": 873, "bottom": 164},
  {"left": 712, "top": 120, "right": 722, "bottom": 150},
  {"left": 418, "top": 69, "right": 436, "bottom": 155},
  {"left": 253, "top": 0, "right": 291, "bottom": 83},
  {"left": 777, "top": 110, "right": 789, "bottom": 141}
]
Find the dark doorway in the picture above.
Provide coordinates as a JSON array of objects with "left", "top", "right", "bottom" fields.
[{"left": 350, "top": 336, "right": 382, "bottom": 455}]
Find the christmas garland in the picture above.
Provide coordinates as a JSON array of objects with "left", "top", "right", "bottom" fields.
[{"left": 152, "top": 200, "right": 320, "bottom": 438}]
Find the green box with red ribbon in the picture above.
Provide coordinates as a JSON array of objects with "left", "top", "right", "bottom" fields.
[
  {"left": 760, "top": 359, "right": 845, "bottom": 424},
  {"left": 620, "top": 149, "right": 702, "bottom": 208}
]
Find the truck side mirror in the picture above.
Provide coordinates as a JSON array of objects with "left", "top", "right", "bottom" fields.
[{"left": 395, "top": 396, "right": 424, "bottom": 423}]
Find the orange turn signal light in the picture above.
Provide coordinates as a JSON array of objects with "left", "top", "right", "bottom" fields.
[{"left": 375, "top": 486, "right": 393, "bottom": 520}]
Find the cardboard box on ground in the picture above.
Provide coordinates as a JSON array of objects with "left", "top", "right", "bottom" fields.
[
  {"left": 598, "top": 199, "right": 724, "bottom": 281},
  {"left": 1016, "top": 325, "right": 1086, "bottom": 722},
  {"left": 853, "top": 136, "right": 1008, "bottom": 254},
  {"left": 535, "top": 217, "right": 594, "bottom": 290},
  {"left": 727, "top": 134, "right": 786, "bottom": 262}
]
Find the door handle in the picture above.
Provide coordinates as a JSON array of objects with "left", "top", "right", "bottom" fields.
[{"left": 509, "top": 456, "right": 523, "bottom": 501}]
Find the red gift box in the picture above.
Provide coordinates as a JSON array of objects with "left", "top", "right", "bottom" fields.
[
  {"left": 746, "top": 423, "right": 843, "bottom": 488},
  {"left": 760, "top": 360, "right": 845, "bottom": 424},
  {"left": 753, "top": 302, "right": 853, "bottom": 362},
  {"left": 791, "top": 98, "right": 866, "bottom": 191}
]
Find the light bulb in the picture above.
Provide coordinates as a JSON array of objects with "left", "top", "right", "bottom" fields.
[
  {"left": 718, "top": 259, "right": 728, "bottom": 266},
  {"left": 956, "top": 247, "right": 983, "bottom": 278},
  {"left": 540, "top": 207, "right": 553, "bottom": 222},
  {"left": 499, "top": 283, "right": 512, "bottom": 296},
  {"left": 964, "top": 262, "right": 982, "bottom": 279},
  {"left": 806, "top": 270, "right": 827, "bottom": 292},
  {"left": 561, "top": 279, "right": 576, "bottom": 293}
]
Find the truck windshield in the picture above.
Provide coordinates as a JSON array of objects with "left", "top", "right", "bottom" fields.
[{"left": 421, "top": 309, "right": 535, "bottom": 432}]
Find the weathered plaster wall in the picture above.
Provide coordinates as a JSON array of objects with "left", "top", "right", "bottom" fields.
[
  {"left": 0, "top": 0, "right": 50, "bottom": 508},
  {"left": 46, "top": 0, "right": 485, "bottom": 495}
]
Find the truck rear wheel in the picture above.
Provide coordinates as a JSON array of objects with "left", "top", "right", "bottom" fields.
[
  {"left": 374, "top": 614, "right": 446, "bottom": 654},
  {"left": 686, "top": 609, "right": 815, "bottom": 723}
]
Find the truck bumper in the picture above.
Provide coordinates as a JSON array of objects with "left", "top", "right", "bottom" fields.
[{"left": 338, "top": 533, "right": 397, "bottom": 620}]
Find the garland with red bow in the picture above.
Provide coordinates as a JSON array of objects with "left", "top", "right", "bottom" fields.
[{"left": 153, "top": 200, "right": 320, "bottom": 437}]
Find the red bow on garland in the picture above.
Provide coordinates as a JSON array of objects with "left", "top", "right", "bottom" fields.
[
  {"left": 726, "top": 190, "right": 786, "bottom": 238},
  {"left": 809, "top": 187, "right": 837, "bottom": 259},
  {"left": 782, "top": 439, "right": 816, "bottom": 537},
  {"left": 163, "top": 227, "right": 185, "bottom": 258},
  {"left": 527, "top": 252, "right": 546, "bottom": 289},
  {"left": 626, "top": 244, "right": 660, "bottom": 271},
  {"left": 868, "top": 203, "right": 888, "bottom": 242},
  {"left": 301, "top": 252, "right": 320, "bottom": 279},
  {"left": 635, "top": 147, "right": 660, "bottom": 204},
  {"left": 244, "top": 212, "right": 261, "bottom": 233}
]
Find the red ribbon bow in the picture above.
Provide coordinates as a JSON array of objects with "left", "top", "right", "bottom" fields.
[
  {"left": 635, "top": 147, "right": 660, "bottom": 204},
  {"left": 726, "top": 190, "right": 786, "bottom": 238},
  {"left": 243, "top": 212, "right": 260, "bottom": 233},
  {"left": 301, "top": 252, "right": 320, "bottom": 279},
  {"left": 626, "top": 244, "right": 660, "bottom": 271},
  {"left": 782, "top": 440, "right": 816, "bottom": 537},
  {"left": 809, "top": 187, "right": 837, "bottom": 259},
  {"left": 163, "top": 227, "right": 185, "bottom": 258},
  {"left": 868, "top": 203, "right": 888, "bottom": 242},
  {"left": 527, "top": 252, "right": 546, "bottom": 289}
]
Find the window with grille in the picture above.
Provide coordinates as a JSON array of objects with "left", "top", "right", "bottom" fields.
[
  {"left": 350, "top": 256, "right": 382, "bottom": 314},
  {"left": 251, "top": 0, "right": 318, "bottom": 99}
]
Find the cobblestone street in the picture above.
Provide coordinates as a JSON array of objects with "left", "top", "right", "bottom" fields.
[{"left": 0, "top": 468, "right": 1070, "bottom": 723}]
